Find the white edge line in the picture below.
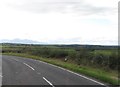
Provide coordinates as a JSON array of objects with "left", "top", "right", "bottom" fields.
[
  {"left": 23, "top": 63, "right": 35, "bottom": 71},
  {"left": 23, "top": 58, "right": 105, "bottom": 85},
  {"left": 43, "top": 77, "right": 54, "bottom": 87},
  {"left": 37, "top": 60, "right": 105, "bottom": 86}
]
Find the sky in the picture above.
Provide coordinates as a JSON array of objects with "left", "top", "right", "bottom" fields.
[{"left": 0, "top": 0, "right": 119, "bottom": 45}]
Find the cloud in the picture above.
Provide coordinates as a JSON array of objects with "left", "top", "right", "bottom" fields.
[
  {"left": 47, "top": 37, "right": 81, "bottom": 44},
  {"left": 84, "top": 40, "right": 118, "bottom": 46},
  {"left": 0, "top": 0, "right": 117, "bottom": 45},
  {"left": 6, "top": 0, "right": 117, "bottom": 15}
]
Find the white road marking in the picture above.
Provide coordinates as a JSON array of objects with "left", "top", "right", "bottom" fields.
[
  {"left": 20, "top": 58, "right": 105, "bottom": 85},
  {"left": 0, "top": 75, "right": 3, "bottom": 77},
  {"left": 37, "top": 72, "right": 41, "bottom": 75},
  {"left": 37, "top": 60, "right": 105, "bottom": 86},
  {"left": 43, "top": 77, "right": 54, "bottom": 87},
  {"left": 23, "top": 63, "right": 35, "bottom": 71}
]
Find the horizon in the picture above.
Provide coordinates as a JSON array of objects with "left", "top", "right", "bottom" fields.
[
  {"left": 0, "top": 38, "right": 118, "bottom": 46},
  {"left": 0, "top": 0, "right": 118, "bottom": 45}
]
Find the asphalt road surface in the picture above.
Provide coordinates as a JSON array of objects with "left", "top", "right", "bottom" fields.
[{"left": 2, "top": 55, "right": 106, "bottom": 86}]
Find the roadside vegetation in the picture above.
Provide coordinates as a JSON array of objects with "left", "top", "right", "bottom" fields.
[{"left": 1, "top": 43, "right": 119, "bottom": 85}]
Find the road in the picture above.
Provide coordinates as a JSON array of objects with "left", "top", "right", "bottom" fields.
[{"left": 2, "top": 55, "right": 106, "bottom": 86}]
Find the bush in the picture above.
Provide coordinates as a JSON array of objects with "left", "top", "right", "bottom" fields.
[
  {"left": 108, "top": 52, "right": 118, "bottom": 70},
  {"left": 75, "top": 48, "right": 90, "bottom": 65},
  {"left": 30, "top": 47, "right": 68, "bottom": 58},
  {"left": 2, "top": 45, "right": 119, "bottom": 71}
]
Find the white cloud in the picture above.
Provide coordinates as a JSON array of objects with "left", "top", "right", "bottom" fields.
[
  {"left": 0, "top": 0, "right": 118, "bottom": 45},
  {"left": 3, "top": 0, "right": 117, "bottom": 15}
]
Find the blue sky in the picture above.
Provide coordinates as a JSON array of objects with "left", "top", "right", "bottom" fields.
[{"left": 0, "top": 0, "right": 118, "bottom": 45}]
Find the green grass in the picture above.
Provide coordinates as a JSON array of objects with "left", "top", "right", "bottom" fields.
[
  {"left": 94, "top": 50, "right": 117, "bottom": 55},
  {"left": 3, "top": 53, "right": 119, "bottom": 85}
]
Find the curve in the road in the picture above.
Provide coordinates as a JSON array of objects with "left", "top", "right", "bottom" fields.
[{"left": 2, "top": 55, "right": 106, "bottom": 86}]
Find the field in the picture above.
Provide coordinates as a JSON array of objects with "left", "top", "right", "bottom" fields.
[{"left": 1, "top": 43, "right": 119, "bottom": 85}]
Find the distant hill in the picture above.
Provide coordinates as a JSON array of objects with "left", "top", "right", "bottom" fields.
[
  {"left": 1, "top": 38, "right": 118, "bottom": 50},
  {"left": 54, "top": 44, "right": 118, "bottom": 50},
  {"left": 0, "top": 39, "right": 45, "bottom": 44},
  {"left": 2, "top": 43, "right": 118, "bottom": 50}
]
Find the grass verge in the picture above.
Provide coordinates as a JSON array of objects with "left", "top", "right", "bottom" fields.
[{"left": 2, "top": 53, "right": 119, "bottom": 85}]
